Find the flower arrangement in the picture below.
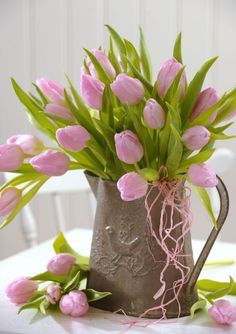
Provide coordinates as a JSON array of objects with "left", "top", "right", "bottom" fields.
[{"left": 1, "top": 25, "right": 236, "bottom": 326}]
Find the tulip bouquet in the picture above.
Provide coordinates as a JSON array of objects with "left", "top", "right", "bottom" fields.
[{"left": 1, "top": 25, "right": 236, "bottom": 325}]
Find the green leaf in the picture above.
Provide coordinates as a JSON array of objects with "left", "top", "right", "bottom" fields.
[
  {"left": 197, "top": 277, "right": 236, "bottom": 296},
  {"left": 191, "top": 185, "right": 217, "bottom": 228},
  {"left": 181, "top": 57, "right": 218, "bottom": 125},
  {"left": 0, "top": 178, "right": 48, "bottom": 230},
  {"left": 166, "top": 124, "right": 183, "bottom": 175},
  {"left": 164, "top": 66, "right": 186, "bottom": 103},
  {"left": 105, "top": 25, "right": 127, "bottom": 71},
  {"left": 126, "top": 58, "right": 153, "bottom": 94},
  {"left": 209, "top": 122, "right": 234, "bottom": 134},
  {"left": 190, "top": 299, "right": 207, "bottom": 319},
  {"left": 173, "top": 32, "right": 183, "bottom": 64},
  {"left": 18, "top": 296, "right": 45, "bottom": 314},
  {"left": 124, "top": 39, "right": 140, "bottom": 71},
  {"left": 83, "top": 48, "right": 111, "bottom": 83},
  {"left": 179, "top": 149, "right": 215, "bottom": 169},
  {"left": 211, "top": 133, "right": 236, "bottom": 140},
  {"left": 53, "top": 232, "right": 89, "bottom": 270},
  {"left": 32, "top": 83, "right": 49, "bottom": 105},
  {"left": 83, "top": 289, "right": 112, "bottom": 302},
  {"left": 139, "top": 26, "right": 152, "bottom": 82},
  {"left": 138, "top": 168, "right": 159, "bottom": 181},
  {"left": 31, "top": 271, "right": 68, "bottom": 283},
  {"left": 204, "top": 276, "right": 235, "bottom": 302},
  {"left": 63, "top": 270, "right": 82, "bottom": 293},
  {"left": 108, "top": 37, "right": 121, "bottom": 74},
  {"left": 39, "top": 299, "right": 50, "bottom": 315}
]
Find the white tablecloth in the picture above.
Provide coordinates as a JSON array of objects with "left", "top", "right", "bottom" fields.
[{"left": 0, "top": 229, "right": 236, "bottom": 334}]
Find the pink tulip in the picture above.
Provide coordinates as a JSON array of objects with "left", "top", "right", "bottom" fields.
[
  {"left": 117, "top": 172, "right": 148, "bottom": 201},
  {"left": 0, "top": 144, "right": 24, "bottom": 171},
  {"left": 143, "top": 98, "right": 165, "bottom": 129},
  {"left": 114, "top": 130, "right": 144, "bottom": 164},
  {"left": 188, "top": 163, "right": 218, "bottom": 187},
  {"left": 45, "top": 104, "right": 75, "bottom": 121},
  {"left": 87, "top": 49, "right": 116, "bottom": 79},
  {"left": 0, "top": 187, "right": 21, "bottom": 217},
  {"left": 7, "top": 134, "right": 44, "bottom": 156},
  {"left": 5, "top": 277, "right": 38, "bottom": 305},
  {"left": 30, "top": 150, "right": 70, "bottom": 176},
  {"left": 182, "top": 126, "right": 210, "bottom": 150},
  {"left": 56, "top": 125, "right": 90, "bottom": 152},
  {"left": 157, "top": 58, "right": 186, "bottom": 98},
  {"left": 36, "top": 78, "right": 65, "bottom": 106},
  {"left": 190, "top": 87, "right": 220, "bottom": 123},
  {"left": 47, "top": 253, "right": 76, "bottom": 275},
  {"left": 110, "top": 73, "right": 145, "bottom": 105},
  {"left": 59, "top": 291, "right": 89, "bottom": 317},
  {"left": 208, "top": 299, "right": 236, "bottom": 325},
  {"left": 80, "top": 73, "right": 104, "bottom": 110},
  {"left": 45, "top": 284, "right": 61, "bottom": 304}
]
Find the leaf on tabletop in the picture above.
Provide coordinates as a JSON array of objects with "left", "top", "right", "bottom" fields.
[
  {"left": 53, "top": 232, "right": 89, "bottom": 270},
  {"left": 18, "top": 296, "right": 45, "bottom": 314},
  {"left": 83, "top": 289, "right": 112, "bottom": 303},
  {"left": 39, "top": 299, "right": 50, "bottom": 316},
  {"left": 63, "top": 270, "right": 81, "bottom": 293},
  {"left": 31, "top": 271, "right": 68, "bottom": 283},
  {"left": 197, "top": 277, "right": 236, "bottom": 297},
  {"left": 190, "top": 299, "right": 207, "bottom": 319}
]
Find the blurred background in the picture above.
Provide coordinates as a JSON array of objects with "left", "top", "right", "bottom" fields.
[{"left": 0, "top": 0, "right": 236, "bottom": 259}]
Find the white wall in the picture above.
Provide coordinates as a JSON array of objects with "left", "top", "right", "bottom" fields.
[{"left": 0, "top": 0, "right": 236, "bottom": 259}]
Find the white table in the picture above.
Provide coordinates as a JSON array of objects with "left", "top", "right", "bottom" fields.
[{"left": 0, "top": 229, "right": 236, "bottom": 334}]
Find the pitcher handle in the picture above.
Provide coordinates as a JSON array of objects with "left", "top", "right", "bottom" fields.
[{"left": 187, "top": 175, "right": 229, "bottom": 293}]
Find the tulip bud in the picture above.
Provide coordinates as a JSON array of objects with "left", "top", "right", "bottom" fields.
[
  {"left": 0, "top": 144, "right": 24, "bottom": 171},
  {"left": 117, "top": 172, "right": 148, "bottom": 201},
  {"left": 0, "top": 187, "right": 21, "bottom": 217},
  {"left": 143, "top": 98, "right": 165, "bottom": 129},
  {"left": 59, "top": 291, "right": 89, "bottom": 317},
  {"left": 208, "top": 299, "right": 236, "bottom": 325},
  {"left": 45, "top": 284, "right": 61, "bottom": 304},
  {"left": 87, "top": 49, "right": 116, "bottom": 79},
  {"left": 182, "top": 125, "right": 210, "bottom": 150},
  {"left": 5, "top": 277, "right": 38, "bottom": 305},
  {"left": 190, "top": 87, "right": 220, "bottom": 123},
  {"left": 30, "top": 150, "right": 70, "bottom": 176},
  {"left": 36, "top": 78, "right": 65, "bottom": 106},
  {"left": 114, "top": 130, "right": 144, "bottom": 164},
  {"left": 80, "top": 73, "right": 104, "bottom": 110},
  {"left": 7, "top": 134, "right": 44, "bottom": 156},
  {"left": 110, "top": 73, "right": 145, "bottom": 105},
  {"left": 47, "top": 253, "right": 76, "bottom": 275},
  {"left": 56, "top": 125, "right": 90, "bottom": 152},
  {"left": 188, "top": 163, "right": 218, "bottom": 187},
  {"left": 45, "top": 104, "right": 75, "bottom": 121},
  {"left": 157, "top": 58, "right": 186, "bottom": 98}
]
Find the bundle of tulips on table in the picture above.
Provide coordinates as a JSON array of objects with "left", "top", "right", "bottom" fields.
[{"left": 2, "top": 25, "right": 236, "bottom": 327}]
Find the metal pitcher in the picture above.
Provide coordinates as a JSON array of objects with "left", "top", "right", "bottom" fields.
[{"left": 85, "top": 172, "right": 229, "bottom": 318}]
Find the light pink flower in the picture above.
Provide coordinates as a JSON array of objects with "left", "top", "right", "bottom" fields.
[
  {"left": 110, "top": 73, "right": 145, "bottom": 105},
  {"left": 0, "top": 144, "right": 25, "bottom": 171},
  {"left": 7, "top": 134, "right": 44, "bottom": 156},
  {"left": 45, "top": 104, "right": 75, "bottom": 121},
  {"left": 157, "top": 58, "right": 186, "bottom": 98},
  {"left": 80, "top": 73, "right": 104, "bottom": 110},
  {"left": 59, "top": 291, "right": 89, "bottom": 317},
  {"left": 188, "top": 163, "right": 218, "bottom": 188},
  {"left": 5, "top": 277, "right": 38, "bottom": 305},
  {"left": 56, "top": 125, "right": 90, "bottom": 152},
  {"left": 0, "top": 187, "right": 21, "bottom": 217},
  {"left": 117, "top": 172, "right": 148, "bottom": 201},
  {"left": 114, "top": 130, "right": 144, "bottom": 164},
  {"left": 143, "top": 98, "right": 165, "bottom": 129},
  {"left": 182, "top": 126, "right": 210, "bottom": 150},
  {"left": 36, "top": 78, "right": 65, "bottom": 106},
  {"left": 87, "top": 49, "right": 116, "bottom": 79},
  {"left": 208, "top": 299, "right": 236, "bottom": 325},
  {"left": 45, "top": 284, "right": 61, "bottom": 304},
  {"left": 30, "top": 150, "right": 70, "bottom": 176},
  {"left": 47, "top": 253, "right": 76, "bottom": 275},
  {"left": 190, "top": 87, "right": 220, "bottom": 123}
]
